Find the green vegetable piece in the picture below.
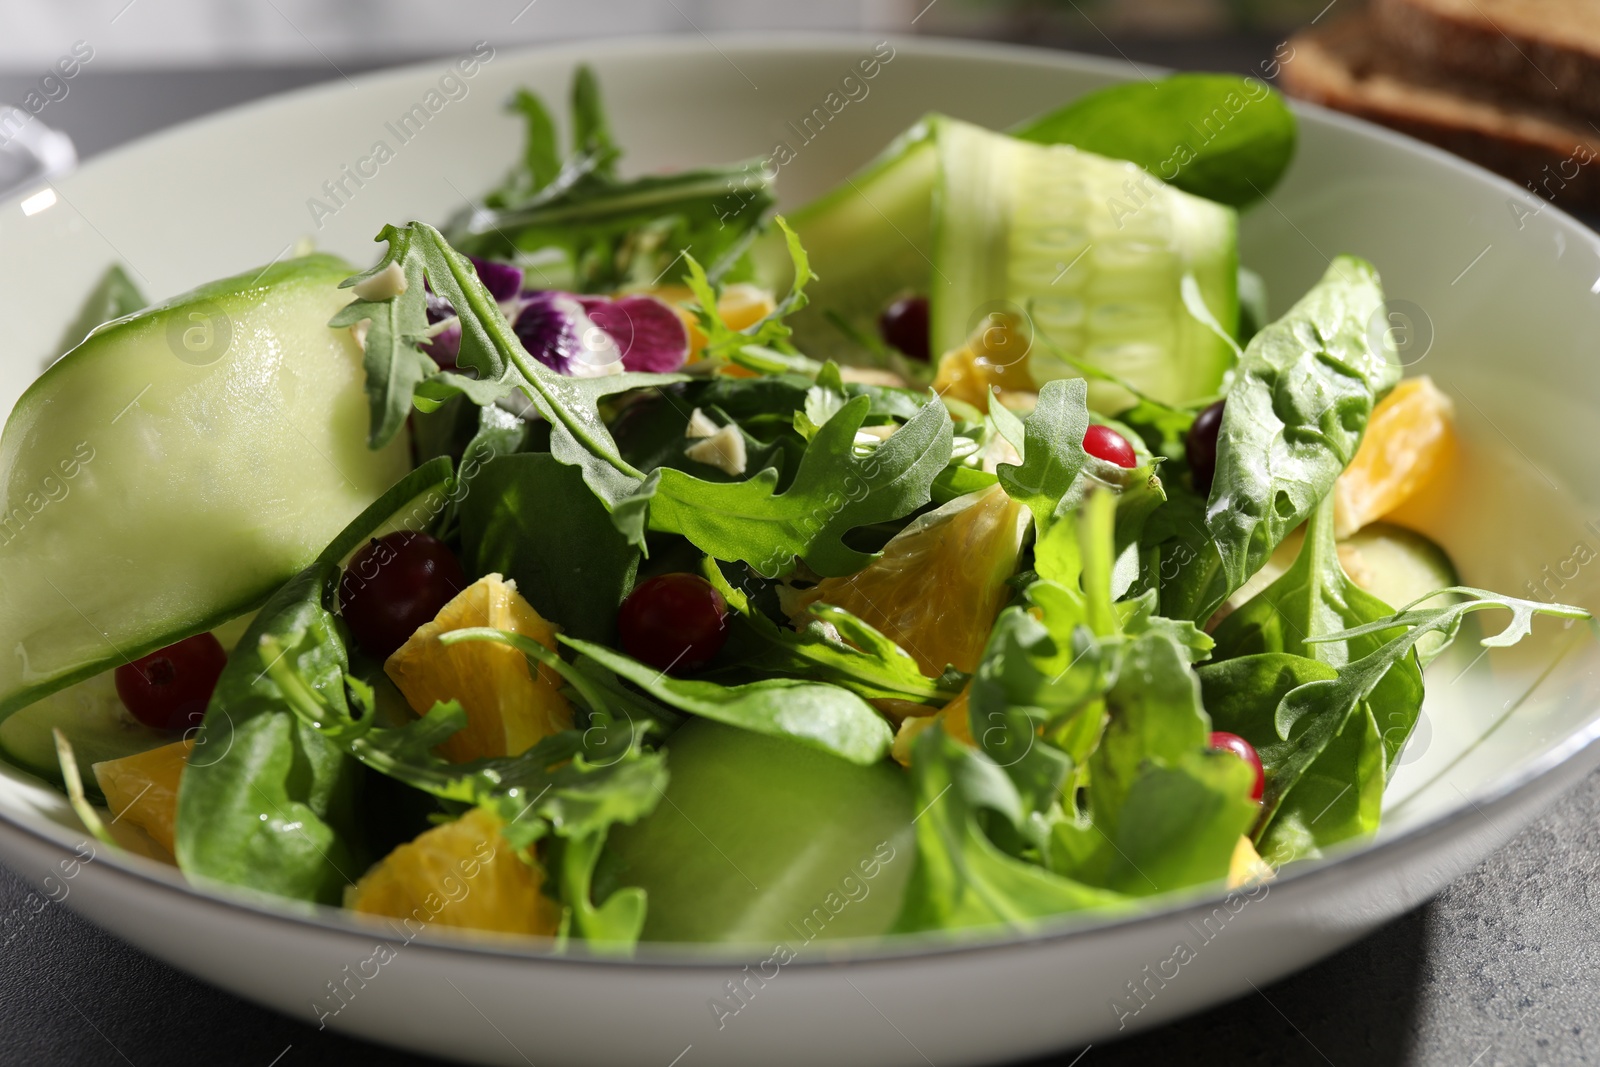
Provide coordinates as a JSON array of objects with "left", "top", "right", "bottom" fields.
[
  {"left": 1340, "top": 522, "right": 1461, "bottom": 667},
  {"left": 893, "top": 725, "right": 1129, "bottom": 933},
  {"left": 648, "top": 392, "right": 952, "bottom": 578},
  {"left": 0, "top": 253, "right": 410, "bottom": 721},
  {"left": 176, "top": 460, "right": 453, "bottom": 904},
  {"left": 448, "top": 68, "right": 769, "bottom": 291},
  {"left": 460, "top": 452, "right": 640, "bottom": 645},
  {"left": 53, "top": 262, "right": 145, "bottom": 358},
  {"left": 931, "top": 116, "right": 1238, "bottom": 407},
  {"left": 566, "top": 638, "right": 893, "bottom": 766},
  {"left": 1166, "top": 255, "right": 1397, "bottom": 621},
  {"left": 1011, "top": 73, "right": 1298, "bottom": 208},
  {"left": 606, "top": 719, "right": 913, "bottom": 943}
]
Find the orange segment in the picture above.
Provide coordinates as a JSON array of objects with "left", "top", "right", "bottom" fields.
[
  {"left": 385, "top": 575, "right": 571, "bottom": 764},
  {"left": 347, "top": 807, "right": 560, "bottom": 937},
  {"left": 648, "top": 282, "right": 777, "bottom": 362},
  {"left": 1227, "top": 835, "right": 1274, "bottom": 888},
  {"left": 791, "top": 485, "right": 1028, "bottom": 678},
  {"left": 1334, "top": 376, "right": 1456, "bottom": 538},
  {"left": 932, "top": 312, "right": 1037, "bottom": 410},
  {"left": 92, "top": 737, "right": 194, "bottom": 857},
  {"left": 891, "top": 686, "right": 974, "bottom": 767}
]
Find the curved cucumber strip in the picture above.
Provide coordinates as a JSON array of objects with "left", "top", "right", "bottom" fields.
[
  {"left": 751, "top": 119, "right": 937, "bottom": 365},
  {"left": 932, "top": 117, "right": 1237, "bottom": 407},
  {"left": 0, "top": 615, "right": 255, "bottom": 794},
  {"left": 0, "top": 254, "right": 410, "bottom": 719}
]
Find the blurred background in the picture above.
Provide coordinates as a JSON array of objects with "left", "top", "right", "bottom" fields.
[
  {"left": 7, "top": 0, "right": 1586, "bottom": 213},
  {"left": 0, "top": 0, "right": 1325, "bottom": 162}
]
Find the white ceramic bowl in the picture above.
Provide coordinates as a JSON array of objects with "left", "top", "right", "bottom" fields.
[{"left": 2, "top": 35, "right": 1598, "bottom": 1067}]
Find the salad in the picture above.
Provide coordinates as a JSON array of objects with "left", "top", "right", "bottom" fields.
[{"left": 0, "top": 66, "right": 1585, "bottom": 951}]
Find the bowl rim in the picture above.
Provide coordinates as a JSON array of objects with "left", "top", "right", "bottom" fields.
[{"left": 3, "top": 29, "right": 1598, "bottom": 973}]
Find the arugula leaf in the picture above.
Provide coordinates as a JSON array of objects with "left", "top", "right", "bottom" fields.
[
  {"left": 448, "top": 71, "right": 767, "bottom": 292},
  {"left": 700, "top": 560, "right": 954, "bottom": 706},
  {"left": 648, "top": 392, "right": 952, "bottom": 577},
  {"left": 55, "top": 263, "right": 146, "bottom": 357},
  {"left": 1206, "top": 501, "right": 1418, "bottom": 853},
  {"left": 335, "top": 221, "right": 687, "bottom": 540},
  {"left": 329, "top": 227, "right": 436, "bottom": 448},
  {"left": 995, "top": 379, "right": 1162, "bottom": 533},
  {"left": 176, "top": 460, "right": 454, "bottom": 903},
  {"left": 682, "top": 215, "right": 816, "bottom": 366},
  {"left": 460, "top": 453, "right": 639, "bottom": 644},
  {"left": 1165, "top": 256, "right": 1398, "bottom": 621},
  {"left": 565, "top": 637, "right": 894, "bottom": 766},
  {"left": 1012, "top": 73, "right": 1297, "bottom": 208},
  {"left": 893, "top": 725, "right": 1129, "bottom": 934}
]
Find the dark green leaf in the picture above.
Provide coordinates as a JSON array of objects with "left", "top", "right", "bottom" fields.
[
  {"left": 565, "top": 638, "right": 893, "bottom": 766},
  {"left": 460, "top": 452, "right": 640, "bottom": 644},
  {"left": 648, "top": 393, "right": 952, "bottom": 577},
  {"left": 1012, "top": 73, "right": 1297, "bottom": 207},
  {"left": 175, "top": 460, "right": 454, "bottom": 903}
]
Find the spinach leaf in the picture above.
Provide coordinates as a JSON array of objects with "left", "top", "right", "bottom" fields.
[
  {"left": 1012, "top": 73, "right": 1297, "bottom": 208},
  {"left": 460, "top": 453, "right": 639, "bottom": 645},
  {"left": 55, "top": 263, "right": 146, "bottom": 357},
  {"left": 648, "top": 392, "right": 952, "bottom": 578},
  {"left": 1165, "top": 255, "right": 1397, "bottom": 621},
  {"left": 176, "top": 460, "right": 454, "bottom": 903},
  {"left": 565, "top": 638, "right": 893, "bottom": 766}
]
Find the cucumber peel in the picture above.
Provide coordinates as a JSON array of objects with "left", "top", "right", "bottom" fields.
[{"left": 0, "top": 254, "right": 410, "bottom": 720}]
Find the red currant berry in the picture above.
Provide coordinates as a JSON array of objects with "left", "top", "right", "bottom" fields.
[
  {"left": 1210, "top": 730, "right": 1265, "bottom": 802},
  {"left": 1187, "top": 399, "right": 1225, "bottom": 495},
  {"left": 617, "top": 573, "right": 729, "bottom": 674},
  {"left": 339, "top": 531, "right": 467, "bottom": 660},
  {"left": 115, "top": 633, "right": 228, "bottom": 731},
  {"left": 878, "top": 295, "right": 931, "bottom": 362},
  {"left": 1082, "top": 423, "right": 1137, "bottom": 468}
]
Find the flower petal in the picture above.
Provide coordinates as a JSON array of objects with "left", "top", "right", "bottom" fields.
[
  {"left": 582, "top": 294, "right": 689, "bottom": 373},
  {"left": 470, "top": 256, "right": 525, "bottom": 303},
  {"left": 514, "top": 291, "right": 621, "bottom": 376}
]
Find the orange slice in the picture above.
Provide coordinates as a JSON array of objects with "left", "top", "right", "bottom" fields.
[
  {"left": 891, "top": 686, "right": 974, "bottom": 767},
  {"left": 791, "top": 485, "right": 1028, "bottom": 679},
  {"left": 385, "top": 575, "right": 571, "bottom": 764},
  {"left": 347, "top": 807, "right": 560, "bottom": 937},
  {"left": 92, "top": 737, "right": 194, "bottom": 857},
  {"left": 932, "top": 312, "right": 1037, "bottom": 410},
  {"left": 1334, "top": 376, "right": 1456, "bottom": 538},
  {"left": 649, "top": 282, "right": 776, "bottom": 361}
]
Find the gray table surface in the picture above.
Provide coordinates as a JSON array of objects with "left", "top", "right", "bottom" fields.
[{"left": 2, "top": 41, "right": 1598, "bottom": 1067}]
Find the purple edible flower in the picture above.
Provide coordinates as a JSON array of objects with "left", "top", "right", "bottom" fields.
[
  {"left": 514, "top": 291, "right": 689, "bottom": 377},
  {"left": 576, "top": 294, "right": 691, "bottom": 373},
  {"left": 419, "top": 258, "right": 524, "bottom": 368}
]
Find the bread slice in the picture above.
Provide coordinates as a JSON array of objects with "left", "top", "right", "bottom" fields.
[
  {"left": 1281, "top": 14, "right": 1600, "bottom": 210},
  {"left": 1374, "top": 0, "right": 1600, "bottom": 120}
]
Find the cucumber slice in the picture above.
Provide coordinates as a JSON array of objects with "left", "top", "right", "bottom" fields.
[
  {"left": 0, "top": 255, "right": 410, "bottom": 720},
  {"left": 0, "top": 614, "right": 256, "bottom": 796},
  {"left": 1340, "top": 522, "right": 1460, "bottom": 665},
  {"left": 931, "top": 117, "right": 1238, "bottom": 408},
  {"left": 0, "top": 671, "right": 162, "bottom": 795},
  {"left": 755, "top": 117, "right": 1238, "bottom": 408},
  {"left": 1218, "top": 521, "right": 1459, "bottom": 665},
  {"left": 752, "top": 119, "right": 937, "bottom": 365}
]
